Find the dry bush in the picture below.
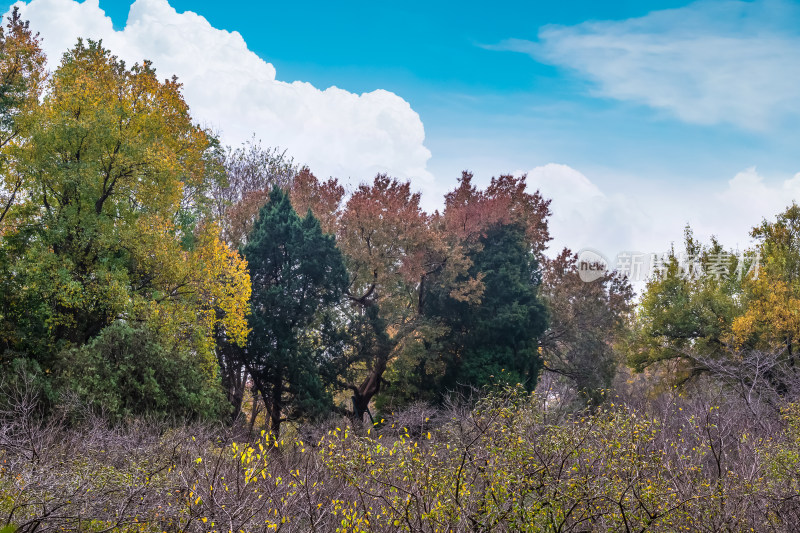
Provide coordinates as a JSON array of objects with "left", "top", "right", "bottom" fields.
[{"left": 4, "top": 378, "right": 800, "bottom": 531}]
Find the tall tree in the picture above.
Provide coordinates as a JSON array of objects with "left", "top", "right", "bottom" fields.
[
  {"left": 539, "top": 249, "right": 633, "bottom": 406},
  {"left": 628, "top": 228, "right": 748, "bottom": 382},
  {"left": 732, "top": 204, "right": 800, "bottom": 362},
  {"left": 210, "top": 140, "right": 297, "bottom": 419},
  {"left": 421, "top": 222, "right": 549, "bottom": 395},
  {"left": 0, "top": 39, "right": 250, "bottom": 411},
  {"left": 293, "top": 172, "right": 446, "bottom": 419},
  {"left": 0, "top": 7, "right": 46, "bottom": 230},
  {"left": 336, "top": 175, "right": 436, "bottom": 419},
  {"left": 241, "top": 187, "right": 348, "bottom": 436},
  {"left": 0, "top": 8, "right": 46, "bottom": 356}
]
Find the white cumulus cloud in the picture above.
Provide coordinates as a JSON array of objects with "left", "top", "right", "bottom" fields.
[
  {"left": 526, "top": 163, "right": 650, "bottom": 259},
  {"left": 526, "top": 163, "right": 800, "bottom": 281},
  {"left": 493, "top": 0, "right": 800, "bottom": 130},
  {"left": 9, "top": 0, "right": 432, "bottom": 185}
]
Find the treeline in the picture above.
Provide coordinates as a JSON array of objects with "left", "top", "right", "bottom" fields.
[
  {"left": 0, "top": 11, "right": 631, "bottom": 434},
  {"left": 3, "top": 11, "right": 800, "bottom": 434}
]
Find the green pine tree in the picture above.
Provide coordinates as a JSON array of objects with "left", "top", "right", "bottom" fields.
[
  {"left": 242, "top": 187, "right": 349, "bottom": 436},
  {"left": 424, "top": 222, "right": 549, "bottom": 396}
]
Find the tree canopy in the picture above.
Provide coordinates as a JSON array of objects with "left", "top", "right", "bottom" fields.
[
  {"left": 0, "top": 36, "right": 249, "bottom": 417},
  {"left": 9, "top": 11, "right": 800, "bottom": 431},
  {"left": 241, "top": 187, "right": 349, "bottom": 435}
]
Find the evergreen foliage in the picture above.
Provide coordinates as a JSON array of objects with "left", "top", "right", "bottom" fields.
[{"left": 241, "top": 187, "right": 349, "bottom": 435}]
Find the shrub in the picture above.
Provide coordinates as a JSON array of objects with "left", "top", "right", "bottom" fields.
[{"left": 61, "top": 322, "right": 227, "bottom": 421}]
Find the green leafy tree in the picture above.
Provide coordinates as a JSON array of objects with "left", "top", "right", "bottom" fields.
[
  {"left": 0, "top": 39, "right": 250, "bottom": 415},
  {"left": 241, "top": 187, "right": 349, "bottom": 436},
  {"left": 0, "top": 7, "right": 46, "bottom": 229},
  {"left": 0, "top": 9, "right": 46, "bottom": 356},
  {"left": 628, "top": 227, "right": 748, "bottom": 381},
  {"left": 210, "top": 140, "right": 297, "bottom": 420},
  {"left": 421, "top": 223, "right": 549, "bottom": 396}
]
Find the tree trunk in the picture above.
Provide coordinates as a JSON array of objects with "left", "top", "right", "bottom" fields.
[
  {"left": 350, "top": 351, "right": 389, "bottom": 423},
  {"left": 216, "top": 332, "right": 247, "bottom": 423},
  {"left": 261, "top": 372, "right": 283, "bottom": 438},
  {"left": 222, "top": 362, "right": 246, "bottom": 422},
  {"left": 349, "top": 302, "right": 396, "bottom": 422},
  {"left": 230, "top": 370, "right": 245, "bottom": 422}
]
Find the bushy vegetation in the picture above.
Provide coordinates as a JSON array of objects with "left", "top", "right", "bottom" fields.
[
  {"left": 63, "top": 322, "right": 228, "bottom": 421},
  {"left": 5, "top": 382, "right": 800, "bottom": 532}
]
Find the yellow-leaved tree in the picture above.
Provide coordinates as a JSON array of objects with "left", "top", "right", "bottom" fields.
[
  {"left": 732, "top": 204, "right": 800, "bottom": 359},
  {"left": 0, "top": 38, "right": 249, "bottom": 418}
]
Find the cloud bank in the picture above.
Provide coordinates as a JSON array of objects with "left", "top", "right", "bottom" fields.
[
  {"left": 494, "top": 0, "right": 800, "bottom": 130},
  {"left": 528, "top": 163, "right": 800, "bottom": 268},
  {"left": 10, "top": 0, "right": 432, "bottom": 184}
]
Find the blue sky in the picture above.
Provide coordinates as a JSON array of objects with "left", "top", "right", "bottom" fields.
[
  {"left": 5, "top": 0, "right": 800, "bottom": 262},
  {"left": 83, "top": 0, "right": 783, "bottom": 182},
  {"left": 128, "top": 3, "right": 740, "bottom": 172}
]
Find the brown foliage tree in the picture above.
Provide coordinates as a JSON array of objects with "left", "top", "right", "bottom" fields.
[
  {"left": 540, "top": 249, "right": 633, "bottom": 406},
  {"left": 291, "top": 170, "right": 554, "bottom": 419}
]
